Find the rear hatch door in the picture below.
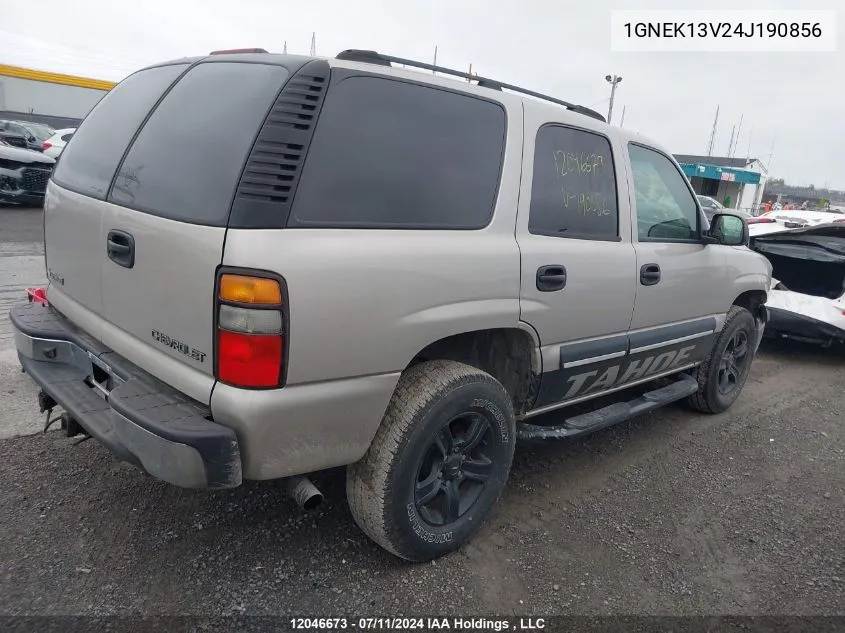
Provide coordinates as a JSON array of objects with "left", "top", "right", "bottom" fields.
[
  {"left": 47, "top": 60, "right": 290, "bottom": 401},
  {"left": 47, "top": 62, "right": 191, "bottom": 318}
]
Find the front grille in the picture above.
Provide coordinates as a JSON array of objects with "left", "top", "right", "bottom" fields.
[{"left": 21, "top": 167, "right": 51, "bottom": 193}]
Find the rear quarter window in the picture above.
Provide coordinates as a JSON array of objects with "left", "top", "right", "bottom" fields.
[
  {"left": 109, "top": 62, "right": 289, "bottom": 226},
  {"left": 288, "top": 75, "right": 506, "bottom": 229},
  {"left": 52, "top": 64, "right": 188, "bottom": 199}
]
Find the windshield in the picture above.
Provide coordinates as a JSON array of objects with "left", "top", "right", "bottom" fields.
[{"left": 23, "top": 123, "right": 55, "bottom": 141}]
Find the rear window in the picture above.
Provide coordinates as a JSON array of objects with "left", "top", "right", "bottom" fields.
[
  {"left": 52, "top": 64, "right": 188, "bottom": 199},
  {"left": 110, "top": 62, "right": 288, "bottom": 226},
  {"left": 289, "top": 75, "right": 506, "bottom": 229}
]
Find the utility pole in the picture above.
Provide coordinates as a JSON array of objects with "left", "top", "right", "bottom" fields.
[
  {"left": 726, "top": 125, "right": 735, "bottom": 156},
  {"left": 706, "top": 105, "right": 719, "bottom": 157},
  {"left": 730, "top": 113, "right": 744, "bottom": 158},
  {"left": 745, "top": 127, "right": 753, "bottom": 163},
  {"left": 605, "top": 74, "right": 622, "bottom": 124}
]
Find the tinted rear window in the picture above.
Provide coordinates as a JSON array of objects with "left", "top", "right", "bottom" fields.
[
  {"left": 110, "top": 62, "right": 288, "bottom": 226},
  {"left": 528, "top": 124, "right": 619, "bottom": 240},
  {"left": 52, "top": 64, "right": 187, "bottom": 199},
  {"left": 289, "top": 75, "right": 506, "bottom": 229}
]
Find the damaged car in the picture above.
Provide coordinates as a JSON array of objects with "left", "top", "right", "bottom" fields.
[
  {"left": 750, "top": 223, "right": 845, "bottom": 346},
  {"left": 0, "top": 139, "right": 55, "bottom": 206}
]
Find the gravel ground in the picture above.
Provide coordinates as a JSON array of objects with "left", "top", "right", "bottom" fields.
[{"left": 0, "top": 207, "right": 843, "bottom": 618}]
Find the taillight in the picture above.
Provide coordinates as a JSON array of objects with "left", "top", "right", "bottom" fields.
[
  {"left": 215, "top": 271, "right": 286, "bottom": 388},
  {"left": 833, "top": 218, "right": 845, "bottom": 223},
  {"left": 747, "top": 217, "right": 777, "bottom": 224},
  {"left": 42, "top": 141, "right": 52, "bottom": 150}
]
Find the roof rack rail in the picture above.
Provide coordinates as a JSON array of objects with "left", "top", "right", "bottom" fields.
[{"left": 335, "top": 49, "right": 606, "bottom": 123}]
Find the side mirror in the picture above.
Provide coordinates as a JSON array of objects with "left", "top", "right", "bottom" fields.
[{"left": 706, "top": 213, "right": 747, "bottom": 246}]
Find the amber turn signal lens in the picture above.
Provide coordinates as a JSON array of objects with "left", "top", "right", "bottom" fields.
[{"left": 219, "top": 274, "right": 282, "bottom": 305}]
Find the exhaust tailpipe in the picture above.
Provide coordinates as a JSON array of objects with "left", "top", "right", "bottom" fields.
[{"left": 285, "top": 475, "right": 323, "bottom": 510}]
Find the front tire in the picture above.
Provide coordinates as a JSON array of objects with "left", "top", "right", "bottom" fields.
[
  {"left": 347, "top": 360, "right": 516, "bottom": 562},
  {"left": 687, "top": 305, "right": 757, "bottom": 413}
]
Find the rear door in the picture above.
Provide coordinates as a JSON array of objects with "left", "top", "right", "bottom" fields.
[
  {"left": 516, "top": 116, "right": 638, "bottom": 409},
  {"left": 47, "top": 63, "right": 190, "bottom": 316},
  {"left": 99, "top": 62, "right": 289, "bottom": 382}
]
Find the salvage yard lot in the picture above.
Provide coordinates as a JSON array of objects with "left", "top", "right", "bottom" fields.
[{"left": 0, "top": 206, "right": 843, "bottom": 616}]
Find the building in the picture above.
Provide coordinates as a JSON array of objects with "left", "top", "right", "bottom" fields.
[
  {"left": 674, "top": 154, "right": 768, "bottom": 213},
  {"left": 0, "top": 64, "right": 116, "bottom": 129}
]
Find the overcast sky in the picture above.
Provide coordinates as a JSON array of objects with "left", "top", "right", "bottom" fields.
[{"left": 2, "top": 0, "right": 843, "bottom": 188}]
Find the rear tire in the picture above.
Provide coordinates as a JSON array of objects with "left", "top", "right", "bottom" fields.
[
  {"left": 687, "top": 305, "right": 757, "bottom": 413},
  {"left": 347, "top": 360, "right": 516, "bottom": 562}
]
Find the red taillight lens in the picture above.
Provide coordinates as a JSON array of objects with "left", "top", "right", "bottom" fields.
[
  {"left": 833, "top": 218, "right": 845, "bottom": 223},
  {"left": 747, "top": 217, "right": 776, "bottom": 224},
  {"left": 42, "top": 141, "right": 52, "bottom": 150},
  {"left": 215, "top": 271, "right": 286, "bottom": 388},
  {"left": 217, "top": 330, "right": 282, "bottom": 387}
]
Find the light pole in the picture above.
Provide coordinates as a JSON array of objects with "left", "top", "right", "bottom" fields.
[{"left": 605, "top": 74, "right": 622, "bottom": 124}]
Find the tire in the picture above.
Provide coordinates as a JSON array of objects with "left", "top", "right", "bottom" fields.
[
  {"left": 687, "top": 305, "right": 757, "bottom": 414},
  {"left": 347, "top": 360, "right": 516, "bottom": 562}
]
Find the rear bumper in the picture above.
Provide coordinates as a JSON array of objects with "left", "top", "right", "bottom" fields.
[
  {"left": 11, "top": 302, "right": 242, "bottom": 489},
  {"left": 765, "top": 306, "right": 845, "bottom": 344}
]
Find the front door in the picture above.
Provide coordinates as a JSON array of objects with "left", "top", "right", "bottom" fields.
[
  {"left": 626, "top": 143, "right": 733, "bottom": 373},
  {"left": 516, "top": 117, "right": 637, "bottom": 409}
]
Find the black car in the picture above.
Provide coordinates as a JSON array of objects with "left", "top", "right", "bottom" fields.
[
  {"left": 0, "top": 120, "right": 55, "bottom": 152},
  {"left": 0, "top": 139, "right": 55, "bottom": 206}
]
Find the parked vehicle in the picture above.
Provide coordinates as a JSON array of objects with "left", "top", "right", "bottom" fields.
[
  {"left": 11, "top": 48, "right": 771, "bottom": 561},
  {"left": 0, "top": 120, "right": 55, "bottom": 152},
  {"left": 0, "top": 130, "right": 29, "bottom": 149},
  {"left": 0, "top": 139, "right": 55, "bottom": 206},
  {"left": 750, "top": 224, "right": 845, "bottom": 346},
  {"left": 748, "top": 208, "right": 845, "bottom": 236},
  {"left": 42, "top": 128, "right": 77, "bottom": 159},
  {"left": 697, "top": 195, "right": 724, "bottom": 220}
]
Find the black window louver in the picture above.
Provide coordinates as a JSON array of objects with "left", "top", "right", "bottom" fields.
[{"left": 228, "top": 59, "right": 330, "bottom": 228}]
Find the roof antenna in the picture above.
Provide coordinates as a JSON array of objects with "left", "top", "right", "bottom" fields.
[{"left": 310, "top": 32, "right": 316, "bottom": 56}]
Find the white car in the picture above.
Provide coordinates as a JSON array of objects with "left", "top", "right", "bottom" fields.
[
  {"left": 750, "top": 223, "right": 845, "bottom": 346},
  {"left": 748, "top": 208, "right": 845, "bottom": 236},
  {"left": 41, "top": 128, "right": 76, "bottom": 159}
]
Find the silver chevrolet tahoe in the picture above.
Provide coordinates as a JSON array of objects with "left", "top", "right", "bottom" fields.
[{"left": 11, "top": 48, "right": 771, "bottom": 561}]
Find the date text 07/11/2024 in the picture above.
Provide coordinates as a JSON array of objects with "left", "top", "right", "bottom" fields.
[{"left": 289, "top": 617, "right": 547, "bottom": 630}]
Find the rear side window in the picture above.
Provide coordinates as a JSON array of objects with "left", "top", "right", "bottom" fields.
[
  {"left": 289, "top": 76, "right": 506, "bottom": 229},
  {"left": 528, "top": 124, "right": 619, "bottom": 240},
  {"left": 52, "top": 64, "right": 187, "bottom": 199},
  {"left": 110, "top": 62, "right": 288, "bottom": 226}
]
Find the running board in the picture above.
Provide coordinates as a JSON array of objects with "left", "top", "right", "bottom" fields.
[{"left": 518, "top": 373, "right": 700, "bottom": 440}]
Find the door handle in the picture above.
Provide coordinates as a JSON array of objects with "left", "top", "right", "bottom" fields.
[
  {"left": 536, "top": 265, "right": 567, "bottom": 292},
  {"left": 106, "top": 230, "right": 135, "bottom": 269},
  {"left": 640, "top": 263, "right": 661, "bottom": 286}
]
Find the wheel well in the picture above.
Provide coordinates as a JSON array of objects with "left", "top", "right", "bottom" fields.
[
  {"left": 733, "top": 289, "right": 767, "bottom": 314},
  {"left": 409, "top": 329, "right": 539, "bottom": 414}
]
